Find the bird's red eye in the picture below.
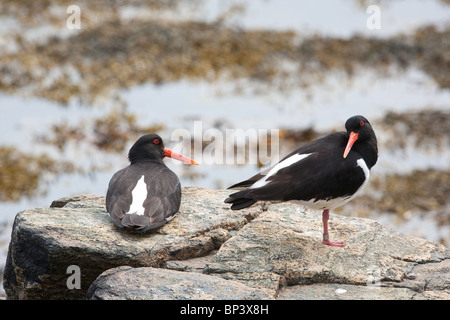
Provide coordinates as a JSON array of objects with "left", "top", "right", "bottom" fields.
[
  {"left": 153, "top": 138, "right": 160, "bottom": 144},
  {"left": 360, "top": 120, "right": 364, "bottom": 126}
]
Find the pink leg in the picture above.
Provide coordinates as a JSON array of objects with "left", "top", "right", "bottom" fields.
[{"left": 322, "top": 209, "right": 345, "bottom": 247}]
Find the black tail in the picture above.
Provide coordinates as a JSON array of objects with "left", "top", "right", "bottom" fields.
[{"left": 224, "top": 191, "right": 256, "bottom": 210}]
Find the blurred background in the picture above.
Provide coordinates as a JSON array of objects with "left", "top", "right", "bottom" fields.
[{"left": 0, "top": 0, "right": 449, "bottom": 296}]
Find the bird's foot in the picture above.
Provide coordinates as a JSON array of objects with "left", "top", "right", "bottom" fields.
[{"left": 322, "top": 234, "right": 345, "bottom": 247}]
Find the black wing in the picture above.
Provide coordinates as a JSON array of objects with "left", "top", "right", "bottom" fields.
[{"left": 225, "top": 132, "right": 365, "bottom": 207}]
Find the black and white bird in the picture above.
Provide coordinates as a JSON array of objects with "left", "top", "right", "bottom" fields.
[
  {"left": 224, "top": 115, "right": 378, "bottom": 247},
  {"left": 106, "top": 134, "right": 198, "bottom": 232}
]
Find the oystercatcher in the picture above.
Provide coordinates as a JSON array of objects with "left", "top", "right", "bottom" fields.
[
  {"left": 224, "top": 115, "right": 378, "bottom": 247},
  {"left": 106, "top": 134, "right": 198, "bottom": 231}
]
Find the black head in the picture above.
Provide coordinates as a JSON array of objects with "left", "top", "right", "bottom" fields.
[
  {"left": 128, "top": 134, "right": 199, "bottom": 165},
  {"left": 345, "top": 115, "right": 376, "bottom": 142},
  {"left": 343, "top": 115, "right": 378, "bottom": 168},
  {"left": 128, "top": 134, "right": 165, "bottom": 164}
]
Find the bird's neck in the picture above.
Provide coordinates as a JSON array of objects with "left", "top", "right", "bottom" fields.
[
  {"left": 356, "top": 137, "right": 378, "bottom": 169},
  {"left": 129, "top": 157, "right": 164, "bottom": 166}
]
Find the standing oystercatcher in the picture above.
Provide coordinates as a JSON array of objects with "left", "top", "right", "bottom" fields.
[
  {"left": 224, "top": 115, "right": 378, "bottom": 247},
  {"left": 106, "top": 134, "right": 198, "bottom": 231}
]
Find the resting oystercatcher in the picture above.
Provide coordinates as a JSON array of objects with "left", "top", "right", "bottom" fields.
[
  {"left": 224, "top": 115, "right": 378, "bottom": 247},
  {"left": 106, "top": 134, "right": 198, "bottom": 231}
]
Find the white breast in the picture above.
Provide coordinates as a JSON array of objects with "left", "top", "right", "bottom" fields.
[
  {"left": 250, "top": 153, "right": 312, "bottom": 189},
  {"left": 350, "top": 158, "right": 370, "bottom": 201},
  {"left": 128, "top": 175, "right": 147, "bottom": 216}
]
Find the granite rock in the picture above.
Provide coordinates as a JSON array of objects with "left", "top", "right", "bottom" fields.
[
  {"left": 87, "top": 266, "right": 272, "bottom": 300},
  {"left": 3, "top": 188, "right": 449, "bottom": 300}
]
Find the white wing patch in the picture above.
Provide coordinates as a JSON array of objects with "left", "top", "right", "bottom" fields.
[
  {"left": 250, "top": 153, "right": 312, "bottom": 189},
  {"left": 127, "top": 175, "right": 147, "bottom": 216}
]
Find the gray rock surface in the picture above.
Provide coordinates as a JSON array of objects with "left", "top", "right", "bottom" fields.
[
  {"left": 204, "top": 206, "right": 448, "bottom": 298},
  {"left": 3, "top": 189, "right": 260, "bottom": 299},
  {"left": 3, "top": 188, "right": 449, "bottom": 300},
  {"left": 87, "top": 266, "right": 272, "bottom": 300}
]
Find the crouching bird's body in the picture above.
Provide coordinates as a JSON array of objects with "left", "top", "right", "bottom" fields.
[{"left": 106, "top": 134, "right": 198, "bottom": 232}]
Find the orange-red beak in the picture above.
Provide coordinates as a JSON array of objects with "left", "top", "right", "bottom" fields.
[
  {"left": 343, "top": 132, "right": 359, "bottom": 158},
  {"left": 164, "top": 147, "right": 199, "bottom": 165}
]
